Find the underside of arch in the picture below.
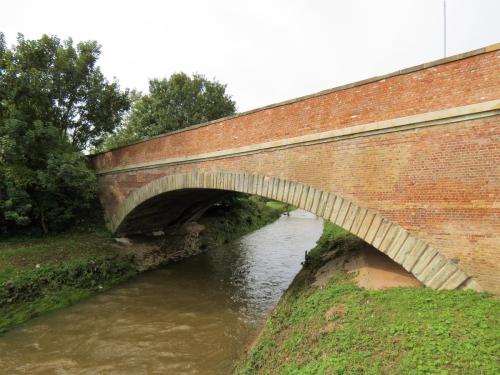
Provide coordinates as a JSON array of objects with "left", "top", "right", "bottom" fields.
[{"left": 110, "top": 170, "right": 482, "bottom": 292}]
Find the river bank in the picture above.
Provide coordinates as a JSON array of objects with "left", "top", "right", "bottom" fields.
[
  {"left": 0, "top": 208, "right": 321, "bottom": 374},
  {"left": 0, "top": 195, "right": 286, "bottom": 333},
  {"left": 237, "top": 222, "right": 499, "bottom": 374}
]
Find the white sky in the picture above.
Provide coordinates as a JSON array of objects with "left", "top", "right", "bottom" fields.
[{"left": 2, "top": 0, "right": 499, "bottom": 112}]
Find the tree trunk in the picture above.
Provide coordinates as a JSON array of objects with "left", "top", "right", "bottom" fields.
[{"left": 40, "top": 207, "right": 48, "bottom": 234}]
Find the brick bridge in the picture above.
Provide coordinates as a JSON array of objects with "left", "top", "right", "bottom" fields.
[{"left": 89, "top": 45, "right": 500, "bottom": 293}]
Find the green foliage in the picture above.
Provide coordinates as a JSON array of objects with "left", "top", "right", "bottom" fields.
[
  {"left": 237, "top": 226, "right": 500, "bottom": 375},
  {"left": 0, "top": 33, "right": 130, "bottom": 234},
  {"left": 102, "top": 72, "right": 236, "bottom": 149},
  {"left": 304, "top": 221, "right": 350, "bottom": 270},
  {"left": 0, "top": 33, "right": 130, "bottom": 150},
  {"left": 0, "top": 179, "right": 32, "bottom": 227},
  {"left": 198, "top": 194, "right": 286, "bottom": 249},
  {"left": 265, "top": 201, "right": 295, "bottom": 211}
]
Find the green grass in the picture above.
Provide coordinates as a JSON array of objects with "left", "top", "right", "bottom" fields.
[
  {"left": 0, "top": 230, "right": 117, "bottom": 282},
  {"left": 0, "top": 231, "right": 137, "bottom": 333},
  {"left": 265, "top": 201, "right": 294, "bottom": 211},
  {"left": 237, "top": 223, "right": 500, "bottom": 375},
  {"left": 198, "top": 196, "right": 287, "bottom": 249}
]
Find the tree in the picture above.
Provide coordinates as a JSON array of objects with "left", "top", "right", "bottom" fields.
[
  {"left": 0, "top": 33, "right": 130, "bottom": 150},
  {"left": 0, "top": 34, "right": 130, "bottom": 234},
  {"left": 102, "top": 73, "right": 236, "bottom": 150}
]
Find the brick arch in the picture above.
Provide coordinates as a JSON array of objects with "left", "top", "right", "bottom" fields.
[{"left": 111, "top": 170, "right": 480, "bottom": 291}]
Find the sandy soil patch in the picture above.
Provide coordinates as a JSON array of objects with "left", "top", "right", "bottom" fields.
[{"left": 314, "top": 246, "right": 422, "bottom": 290}]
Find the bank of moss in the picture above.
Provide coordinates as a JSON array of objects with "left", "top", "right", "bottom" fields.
[
  {"left": 0, "top": 195, "right": 286, "bottom": 333},
  {"left": 237, "top": 222, "right": 499, "bottom": 375}
]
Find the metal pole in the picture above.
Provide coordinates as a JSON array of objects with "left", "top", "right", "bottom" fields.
[{"left": 444, "top": 0, "right": 447, "bottom": 57}]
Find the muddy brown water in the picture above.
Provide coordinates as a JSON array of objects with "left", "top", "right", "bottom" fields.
[{"left": 0, "top": 210, "right": 323, "bottom": 374}]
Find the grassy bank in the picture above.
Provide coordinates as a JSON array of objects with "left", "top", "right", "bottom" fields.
[
  {"left": 0, "top": 196, "right": 286, "bottom": 333},
  {"left": 237, "top": 223, "right": 499, "bottom": 375},
  {"left": 198, "top": 196, "right": 287, "bottom": 249},
  {"left": 0, "top": 231, "right": 136, "bottom": 333}
]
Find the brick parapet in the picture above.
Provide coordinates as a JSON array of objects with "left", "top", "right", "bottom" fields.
[{"left": 89, "top": 45, "right": 500, "bottom": 172}]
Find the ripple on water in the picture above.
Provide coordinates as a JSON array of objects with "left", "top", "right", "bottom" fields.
[{"left": 0, "top": 210, "right": 323, "bottom": 374}]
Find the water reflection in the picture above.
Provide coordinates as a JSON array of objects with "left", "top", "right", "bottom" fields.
[{"left": 0, "top": 210, "right": 323, "bottom": 374}]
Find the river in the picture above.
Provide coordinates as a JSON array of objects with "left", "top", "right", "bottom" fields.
[{"left": 0, "top": 210, "right": 323, "bottom": 374}]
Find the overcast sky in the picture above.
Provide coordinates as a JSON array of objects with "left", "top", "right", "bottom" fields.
[{"left": 2, "top": 0, "right": 499, "bottom": 112}]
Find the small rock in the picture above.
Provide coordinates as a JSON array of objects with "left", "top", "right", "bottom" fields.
[{"left": 115, "top": 237, "right": 132, "bottom": 246}]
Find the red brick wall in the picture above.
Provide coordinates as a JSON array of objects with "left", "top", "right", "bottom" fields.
[
  {"left": 91, "top": 49, "right": 499, "bottom": 171},
  {"left": 91, "top": 48, "right": 500, "bottom": 292}
]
